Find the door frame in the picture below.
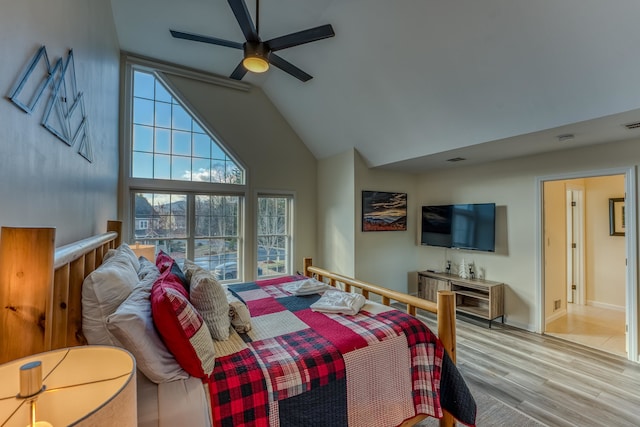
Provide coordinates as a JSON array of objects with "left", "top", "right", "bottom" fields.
[
  {"left": 535, "top": 166, "right": 638, "bottom": 362},
  {"left": 565, "top": 185, "right": 585, "bottom": 306}
]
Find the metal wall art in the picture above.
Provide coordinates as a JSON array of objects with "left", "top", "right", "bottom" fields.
[{"left": 8, "top": 46, "right": 93, "bottom": 162}]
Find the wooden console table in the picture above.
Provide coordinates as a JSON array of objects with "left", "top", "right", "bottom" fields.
[{"left": 418, "top": 271, "right": 505, "bottom": 327}]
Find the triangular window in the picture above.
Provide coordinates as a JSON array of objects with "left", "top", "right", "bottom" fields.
[{"left": 131, "top": 70, "right": 244, "bottom": 184}]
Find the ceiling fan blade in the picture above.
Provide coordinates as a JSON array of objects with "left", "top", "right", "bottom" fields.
[
  {"left": 227, "top": 0, "right": 259, "bottom": 42},
  {"left": 266, "top": 24, "right": 335, "bottom": 52},
  {"left": 269, "top": 54, "right": 312, "bottom": 82},
  {"left": 170, "top": 30, "right": 243, "bottom": 49},
  {"left": 229, "top": 61, "right": 248, "bottom": 80}
]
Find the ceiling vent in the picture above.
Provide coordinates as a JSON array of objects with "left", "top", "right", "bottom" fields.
[
  {"left": 446, "top": 157, "right": 466, "bottom": 162},
  {"left": 624, "top": 122, "right": 640, "bottom": 130},
  {"left": 557, "top": 134, "right": 575, "bottom": 142}
]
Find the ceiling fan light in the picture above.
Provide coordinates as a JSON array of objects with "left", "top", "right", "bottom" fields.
[
  {"left": 243, "top": 42, "right": 270, "bottom": 73},
  {"left": 243, "top": 56, "right": 269, "bottom": 73}
]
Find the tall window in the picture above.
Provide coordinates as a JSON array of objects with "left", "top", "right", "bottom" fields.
[
  {"left": 257, "top": 195, "right": 292, "bottom": 278},
  {"left": 125, "top": 66, "right": 246, "bottom": 281},
  {"left": 131, "top": 70, "right": 243, "bottom": 184}
]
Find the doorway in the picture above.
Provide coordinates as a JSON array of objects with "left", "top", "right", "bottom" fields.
[{"left": 539, "top": 169, "right": 637, "bottom": 361}]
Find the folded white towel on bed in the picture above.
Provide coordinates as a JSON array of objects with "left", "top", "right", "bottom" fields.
[
  {"left": 310, "top": 289, "right": 366, "bottom": 315},
  {"left": 283, "top": 278, "right": 332, "bottom": 295}
]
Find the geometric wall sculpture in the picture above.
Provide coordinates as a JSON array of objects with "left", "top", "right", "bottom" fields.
[{"left": 8, "top": 47, "right": 94, "bottom": 162}]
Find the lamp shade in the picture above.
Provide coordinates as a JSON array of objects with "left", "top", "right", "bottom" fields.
[{"left": 0, "top": 346, "right": 136, "bottom": 427}]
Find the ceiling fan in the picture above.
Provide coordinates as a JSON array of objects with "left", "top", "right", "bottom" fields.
[{"left": 170, "top": 0, "right": 335, "bottom": 82}]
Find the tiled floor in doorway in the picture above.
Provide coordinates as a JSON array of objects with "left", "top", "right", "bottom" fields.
[{"left": 545, "top": 303, "right": 626, "bottom": 357}]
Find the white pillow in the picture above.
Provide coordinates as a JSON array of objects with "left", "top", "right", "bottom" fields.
[
  {"left": 107, "top": 265, "right": 189, "bottom": 383},
  {"left": 82, "top": 250, "right": 139, "bottom": 345}
]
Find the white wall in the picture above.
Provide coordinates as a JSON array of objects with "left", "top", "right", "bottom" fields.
[
  {"left": 0, "top": 0, "right": 120, "bottom": 245},
  {"left": 584, "top": 175, "right": 626, "bottom": 309},
  {"left": 416, "top": 139, "right": 639, "bottom": 330},
  {"left": 159, "top": 73, "right": 317, "bottom": 273},
  {"left": 354, "top": 152, "right": 421, "bottom": 293},
  {"left": 318, "top": 149, "right": 356, "bottom": 275}
]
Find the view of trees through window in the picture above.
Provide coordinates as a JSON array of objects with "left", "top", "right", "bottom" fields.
[
  {"left": 257, "top": 196, "right": 291, "bottom": 278},
  {"left": 133, "top": 192, "right": 241, "bottom": 280}
]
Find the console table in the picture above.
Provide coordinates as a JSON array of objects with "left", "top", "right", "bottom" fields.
[{"left": 418, "top": 270, "right": 505, "bottom": 327}]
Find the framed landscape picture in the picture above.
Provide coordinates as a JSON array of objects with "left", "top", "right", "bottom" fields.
[
  {"left": 362, "top": 191, "right": 407, "bottom": 232},
  {"left": 609, "top": 197, "right": 625, "bottom": 236}
]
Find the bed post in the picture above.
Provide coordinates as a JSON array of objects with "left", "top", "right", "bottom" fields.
[
  {"left": 107, "top": 220, "right": 122, "bottom": 247},
  {"left": 303, "top": 257, "right": 312, "bottom": 277},
  {"left": 0, "top": 227, "right": 56, "bottom": 364},
  {"left": 437, "top": 291, "right": 456, "bottom": 427}
]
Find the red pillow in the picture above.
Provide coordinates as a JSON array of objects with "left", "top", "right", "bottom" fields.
[
  {"left": 155, "top": 250, "right": 189, "bottom": 293},
  {"left": 150, "top": 268, "right": 215, "bottom": 378}
]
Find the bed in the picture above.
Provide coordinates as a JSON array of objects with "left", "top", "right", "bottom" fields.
[{"left": 0, "top": 221, "right": 476, "bottom": 427}]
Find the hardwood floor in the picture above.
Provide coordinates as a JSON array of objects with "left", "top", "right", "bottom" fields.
[
  {"left": 418, "top": 311, "right": 640, "bottom": 426},
  {"left": 545, "top": 304, "right": 626, "bottom": 357}
]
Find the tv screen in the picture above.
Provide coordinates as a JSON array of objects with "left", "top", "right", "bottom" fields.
[{"left": 421, "top": 203, "right": 496, "bottom": 252}]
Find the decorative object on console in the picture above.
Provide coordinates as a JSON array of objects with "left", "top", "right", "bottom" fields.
[
  {"left": 0, "top": 346, "right": 136, "bottom": 427},
  {"left": 458, "top": 258, "right": 469, "bottom": 279},
  {"left": 361, "top": 190, "right": 408, "bottom": 232},
  {"left": 609, "top": 197, "right": 625, "bottom": 236}
]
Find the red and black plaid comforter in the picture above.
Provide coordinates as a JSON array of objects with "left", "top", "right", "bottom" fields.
[{"left": 207, "top": 276, "right": 476, "bottom": 427}]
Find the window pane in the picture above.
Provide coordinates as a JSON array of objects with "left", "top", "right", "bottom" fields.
[
  {"left": 192, "top": 158, "right": 211, "bottom": 182},
  {"left": 172, "top": 131, "right": 191, "bottom": 156},
  {"left": 211, "top": 144, "right": 226, "bottom": 160},
  {"left": 193, "top": 133, "right": 210, "bottom": 158},
  {"left": 154, "top": 154, "right": 171, "bottom": 180},
  {"left": 155, "top": 80, "right": 172, "bottom": 103},
  {"left": 172, "top": 156, "right": 191, "bottom": 181},
  {"left": 155, "top": 129, "right": 170, "bottom": 154},
  {"left": 132, "top": 152, "right": 153, "bottom": 178},
  {"left": 133, "top": 97, "right": 154, "bottom": 126},
  {"left": 155, "top": 101, "right": 171, "bottom": 128},
  {"left": 172, "top": 104, "right": 191, "bottom": 131},
  {"left": 133, "top": 71, "right": 154, "bottom": 99},
  {"left": 133, "top": 124, "right": 153, "bottom": 152}
]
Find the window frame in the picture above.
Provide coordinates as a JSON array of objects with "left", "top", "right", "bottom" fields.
[
  {"left": 256, "top": 192, "right": 294, "bottom": 279},
  {"left": 120, "top": 57, "right": 251, "bottom": 281}
]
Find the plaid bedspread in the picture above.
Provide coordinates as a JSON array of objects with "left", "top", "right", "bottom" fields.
[{"left": 207, "top": 276, "right": 476, "bottom": 427}]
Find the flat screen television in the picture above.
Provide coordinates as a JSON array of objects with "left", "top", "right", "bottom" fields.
[{"left": 421, "top": 203, "right": 496, "bottom": 252}]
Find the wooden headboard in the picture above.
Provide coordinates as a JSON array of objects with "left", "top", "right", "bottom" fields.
[{"left": 0, "top": 220, "right": 122, "bottom": 364}]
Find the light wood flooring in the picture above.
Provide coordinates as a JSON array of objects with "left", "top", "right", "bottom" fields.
[
  {"left": 545, "top": 304, "right": 626, "bottom": 357},
  {"left": 417, "top": 311, "right": 640, "bottom": 426}
]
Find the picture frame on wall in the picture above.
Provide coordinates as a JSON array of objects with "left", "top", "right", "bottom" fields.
[
  {"left": 362, "top": 191, "right": 407, "bottom": 232},
  {"left": 609, "top": 197, "right": 625, "bottom": 236}
]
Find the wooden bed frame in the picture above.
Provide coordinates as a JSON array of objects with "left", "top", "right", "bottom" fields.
[{"left": 0, "top": 221, "right": 458, "bottom": 427}]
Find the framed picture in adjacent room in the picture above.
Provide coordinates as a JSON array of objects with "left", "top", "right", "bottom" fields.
[
  {"left": 609, "top": 197, "right": 625, "bottom": 236},
  {"left": 362, "top": 191, "right": 407, "bottom": 232}
]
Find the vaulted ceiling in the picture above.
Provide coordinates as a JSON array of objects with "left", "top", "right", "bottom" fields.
[{"left": 110, "top": 0, "right": 640, "bottom": 171}]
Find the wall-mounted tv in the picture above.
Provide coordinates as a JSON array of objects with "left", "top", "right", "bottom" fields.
[{"left": 421, "top": 203, "right": 496, "bottom": 252}]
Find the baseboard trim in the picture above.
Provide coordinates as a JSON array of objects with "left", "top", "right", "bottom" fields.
[
  {"left": 545, "top": 308, "right": 567, "bottom": 324},
  {"left": 587, "top": 300, "right": 625, "bottom": 312}
]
